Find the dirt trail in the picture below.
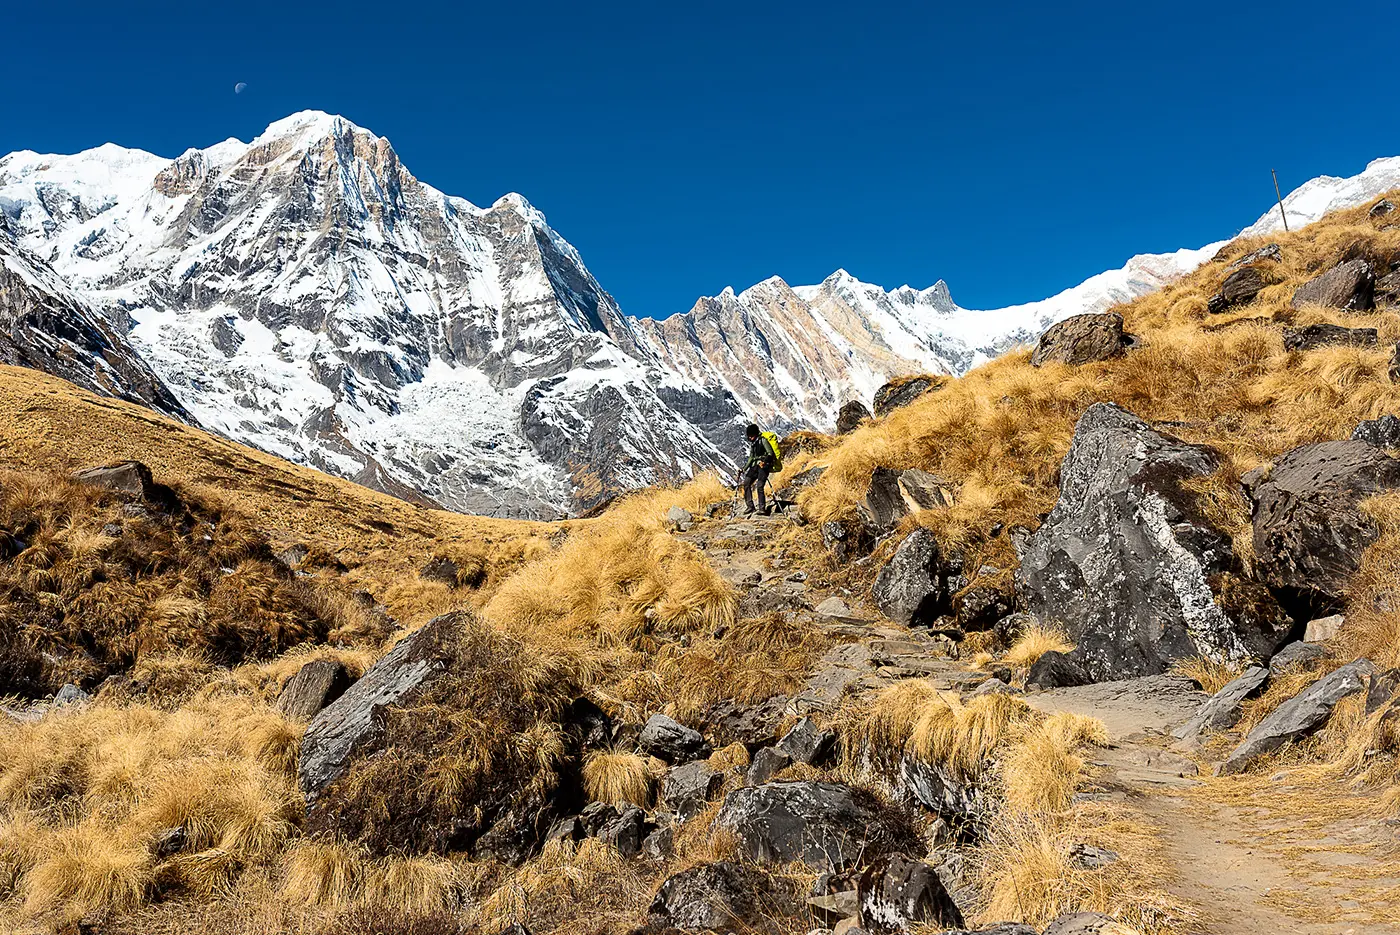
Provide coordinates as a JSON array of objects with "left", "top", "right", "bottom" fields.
[
  {"left": 679, "top": 509, "right": 1400, "bottom": 933},
  {"left": 1032, "top": 680, "right": 1400, "bottom": 935}
]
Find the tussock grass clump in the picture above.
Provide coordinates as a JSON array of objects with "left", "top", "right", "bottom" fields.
[
  {"left": 1001, "top": 712, "right": 1109, "bottom": 814},
  {"left": 1003, "top": 625, "right": 1075, "bottom": 671},
  {"left": 0, "top": 467, "right": 369, "bottom": 698},
  {"left": 582, "top": 751, "right": 654, "bottom": 807}
]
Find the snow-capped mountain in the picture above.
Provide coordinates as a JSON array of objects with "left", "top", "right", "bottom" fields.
[
  {"left": 0, "top": 112, "right": 1395, "bottom": 516},
  {"left": 0, "top": 112, "right": 741, "bottom": 517}
]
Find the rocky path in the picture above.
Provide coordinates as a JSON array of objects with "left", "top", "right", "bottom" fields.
[{"left": 1031, "top": 679, "right": 1400, "bottom": 935}]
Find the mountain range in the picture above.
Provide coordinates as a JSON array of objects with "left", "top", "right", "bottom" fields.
[{"left": 2, "top": 111, "right": 1397, "bottom": 516}]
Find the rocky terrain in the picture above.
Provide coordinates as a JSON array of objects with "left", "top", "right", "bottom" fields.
[{"left": 5, "top": 114, "right": 1397, "bottom": 517}]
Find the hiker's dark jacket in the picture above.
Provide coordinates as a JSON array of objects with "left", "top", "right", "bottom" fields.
[{"left": 745, "top": 435, "right": 776, "bottom": 471}]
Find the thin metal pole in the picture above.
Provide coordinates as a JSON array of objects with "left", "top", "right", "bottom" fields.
[{"left": 1271, "top": 168, "right": 1290, "bottom": 232}]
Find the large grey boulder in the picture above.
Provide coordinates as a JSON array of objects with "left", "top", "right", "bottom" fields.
[
  {"left": 1217, "top": 659, "right": 1375, "bottom": 775},
  {"left": 662, "top": 761, "right": 723, "bottom": 821},
  {"left": 1030, "top": 312, "right": 1133, "bottom": 367},
  {"left": 715, "top": 780, "right": 919, "bottom": 871},
  {"left": 1207, "top": 266, "right": 1268, "bottom": 315},
  {"left": 299, "top": 615, "right": 458, "bottom": 800},
  {"left": 1291, "top": 257, "right": 1375, "bottom": 311},
  {"left": 857, "top": 853, "right": 964, "bottom": 933},
  {"left": 648, "top": 861, "right": 789, "bottom": 930},
  {"left": 638, "top": 713, "right": 708, "bottom": 763},
  {"left": 1017, "top": 404, "right": 1288, "bottom": 682},
  {"left": 874, "top": 376, "right": 941, "bottom": 416},
  {"left": 72, "top": 461, "right": 157, "bottom": 500},
  {"left": 277, "top": 659, "right": 352, "bottom": 721},
  {"left": 1171, "top": 665, "right": 1269, "bottom": 741},
  {"left": 1250, "top": 440, "right": 1400, "bottom": 602},
  {"left": 872, "top": 529, "right": 947, "bottom": 626}
]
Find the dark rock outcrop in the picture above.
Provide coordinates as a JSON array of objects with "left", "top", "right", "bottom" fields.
[
  {"left": 1371, "top": 199, "right": 1397, "bottom": 219},
  {"left": 1018, "top": 404, "right": 1288, "bottom": 682},
  {"left": 856, "top": 467, "right": 950, "bottom": 534},
  {"left": 857, "top": 853, "right": 964, "bottom": 933},
  {"left": 837, "top": 400, "right": 873, "bottom": 434},
  {"left": 700, "top": 695, "right": 788, "bottom": 750},
  {"left": 1207, "top": 266, "right": 1268, "bottom": 315},
  {"left": 1171, "top": 665, "right": 1269, "bottom": 742},
  {"left": 873, "top": 529, "right": 947, "bottom": 627},
  {"left": 1026, "top": 651, "right": 1092, "bottom": 689},
  {"left": 1030, "top": 312, "right": 1133, "bottom": 367},
  {"left": 662, "top": 762, "right": 723, "bottom": 821},
  {"left": 1282, "top": 323, "right": 1377, "bottom": 351},
  {"left": 1291, "top": 257, "right": 1375, "bottom": 311},
  {"left": 1217, "top": 659, "right": 1375, "bottom": 775},
  {"left": 72, "top": 461, "right": 157, "bottom": 500},
  {"left": 638, "top": 714, "right": 708, "bottom": 764},
  {"left": 647, "top": 861, "right": 795, "bottom": 931},
  {"left": 873, "top": 376, "right": 941, "bottom": 416},
  {"left": 1352, "top": 414, "right": 1400, "bottom": 449},
  {"left": 1249, "top": 440, "right": 1400, "bottom": 603},
  {"left": 277, "top": 659, "right": 352, "bottom": 721},
  {"left": 1224, "top": 242, "right": 1282, "bottom": 273},
  {"left": 774, "top": 717, "right": 836, "bottom": 765},
  {"left": 715, "top": 780, "right": 919, "bottom": 871}
]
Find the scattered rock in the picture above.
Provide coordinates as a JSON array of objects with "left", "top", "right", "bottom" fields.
[
  {"left": 897, "top": 469, "right": 954, "bottom": 511},
  {"left": 596, "top": 805, "right": 645, "bottom": 858},
  {"left": 71, "top": 461, "right": 156, "bottom": 500},
  {"left": 299, "top": 614, "right": 457, "bottom": 800},
  {"left": 276, "top": 544, "right": 310, "bottom": 568},
  {"left": 822, "top": 521, "right": 865, "bottom": 563},
  {"left": 663, "top": 762, "right": 723, "bottom": 821},
  {"left": 276, "top": 659, "right": 352, "bottom": 721},
  {"left": 642, "top": 823, "right": 674, "bottom": 860},
  {"left": 1030, "top": 312, "right": 1133, "bottom": 367},
  {"left": 52, "top": 684, "right": 90, "bottom": 707},
  {"left": 1067, "top": 844, "right": 1119, "bottom": 870},
  {"left": 638, "top": 714, "right": 708, "bottom": 764},
  {"left": 666, "top": 506, "right": 694, "bottom": 528},
  {"left": 951, "top": 584, "right": 1011, "bottom": 631},
  {"left": 1207, "top": 266, "right": 1268, "bottom": 315},
  {"left": 1217, "top": 659, "right": 1376, "bottom": 775},
  {"left": 775, "top": 465, "right": 827, "bottom": 504},
  {"left": 857, "top": 853, "right": 964, "bottom": 933},
  {"left": 1377, "top": 269, "right": 1400, "bottom": 309},
  {"left": 716, "top": 781, "right": 919, "bottom": 871},
  {"left": 419, "top": 555, "right": 463, "bottom": 587},
  {"left": 775, "top": 717, "right": 836, "bottom": 765},
  {"left": 745, "top": 747, "right": 793, "bottom": 785},
  {"left": 873, "top": 376, "right": 941, "bottom": 416},
  {"left": 1224, "top": 242, "right": 1282, "bottom": 273},
  {"left": 153, "top": 826, "right": 188, "bottom": 859},
  {"left": 817, "top": 596, "right": 854, "bottom": 618},
  {"left": 837, "top": 400, "right": 873, "bottom": 435},
  {"left": 810, "top": 889, "right": 860, "bottom": 927},
  {"left": 1391, "top": 344, "right": 1400, "bottom": 383},
  {"left": 794, "top": 643, "right": 875, "bottom": 713},
  {"left": 1043, "top": 913, "right": 1124, "bottom": 935},
  {"left": 700, "top": 696, "right": 788, "bottom": 750},
  {"left": 1018, "top": 404, "right": 1286, "bottom": 682},
  {"left": 1352, "top": 414, "right": 1400, "bottom": 449},
  {"left": 873, "top": 529, "right": 947, "bottom": 627},
  {"left": 648, "top": 861, "right": 787, "bottom": 931},
  {"left": 1250, "top": 440, "right": 1400, "bottom": 602},
  {"left": 970, "top": 678, "right": 1020, "bottom": 698},
  {"left": 1292, "top": 257, "right": 1376, "bottom": 311},
  {"left": 1269, "top": 641, "right": 1328, "bottom": 671},
  {"left": 1304, "top": 613, "right": 1345, "bottom": 643},
  {"left": 1026, "top": 651, "right": 1091, "bottom": 690},
  {"left": 1171, "top": 666, "right": 1269, "bottom": 741},
  {"left": 1370, "top": 199, "right": 1397, "bottom": 219},
  {"left": 857, "top": 468, "right": 908, "bottom": 534},
  {"left": 1282, "top": 323, "right": 1377, "bottom": 351}
]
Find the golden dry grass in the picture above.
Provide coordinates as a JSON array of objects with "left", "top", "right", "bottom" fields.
[
  {"left": 581, "top": 752, "right": 654, "bottom": 807},
  {"left": 1003, "top": 625, "right": 1075, "bottom": 671}
]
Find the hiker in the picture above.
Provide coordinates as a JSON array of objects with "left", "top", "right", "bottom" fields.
[{"left": 737, "top": 423, "right": 781, "bottom": 516}]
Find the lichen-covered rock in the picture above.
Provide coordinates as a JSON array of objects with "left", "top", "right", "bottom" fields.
[
  {"left": 1207, "top": 266, "right": 1268, "bottom": 314},
  {"left": 277, "top": 659, "right": 352, "bottom": 721},
  {"left": 648, "top": 861, "right": 797, "bottom": 931},
  {"left": 1250, "top": 440, "right": 1400, "bottom": 602},
  {"left": 1291, "top": 257, "right": 1375, "bottom": 311},
  {"left": 1217, "top": 660, "right": 1375, "bottom": 775},
  {"left": 1352, "top": 414, "right": 1400, "bottom": 449},
  {"left": 638, "top": 714, "right": 708, "bottom": 763},
  {"left": 873, "top": 529, "right": 947, "bottom": 627},
  {"left": 857, "top": 853, "right": 964, "bottom": 933},
  {"left": 715, "top": 781, "right": 919, "bottom": 871},
  {"left": 1030, "top": 312, "right": 1132, "bottom": 367},
  {"left": 1171, "top": 665, "right": 1269, "bottom": 742},
  {"left": 873, "top": 376, "right": 941, "bottom": 416},
  {"left": 837, "top": 400, "right": 873, "bottom": 434},
  {"left": 1282, "top": 323, "right": 1377, "bottom": 351},
  {"left": 1017, "top": 404, "right": 1288, "bottom": 682}
]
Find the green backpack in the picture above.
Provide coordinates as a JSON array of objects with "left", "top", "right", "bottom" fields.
[{"left": 760, "top": 431, "right": 783, "bottom": 472}]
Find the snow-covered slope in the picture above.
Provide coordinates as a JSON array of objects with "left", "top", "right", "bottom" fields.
[
  {"left": 0, "top": 112, "right": 741, "bottom": 517},
  {"left": 1, "top": 111, "right": 1394, "bottom": 515},
  {"left": 1242, "top": 156, "right": 1400, "bottom": 237}
]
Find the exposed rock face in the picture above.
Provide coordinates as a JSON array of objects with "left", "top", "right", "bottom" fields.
[
  {"left": 1217, "top": 659, "right": 1375, "bottom": 774},
  {"left": 873, "top": 376, "right": 941, "bottom": 416},
  {"left": 1249, "top": 440, "right": 1400, "bottom": 602},
  {"left": 638, "top": 714, "right": 708, "bottom": 763},
  {"left": 1207, "top": 266, "right": 1268, "bottom": 314},
  {"left": 774, "top": 717, "right": 836, "bottom": 765},
  {"left": 873, "top": 529, "right": 947, "bottom": 627},
  {"left": 857, "top": 853, "right": 964, "bottom": 933},
  {"left": 72, "top": 461, "right": 157, "bottom": 500},
  {"left": 276, "top": 659, "right": 352, "bottom": 721},
  {"left": 1352, "top": 414, "right": 1400, "bottom": 449},
  {"left": 837, "top": 400, "right": 873, "bottom": 434},
  {"left": 1029, "top": 313, "right": 1132, "bottom": 367},
  {"left": 299, "top": 614, "right": 457, "bottom": 800},
  {"left": 662, "top": 762, "right": 723, "bottom": 821},
  {"left": 1282, "top": 323, "right": 1377, "bottom": 351},
  {"left": 647, "top": 861, "right": 795, "bottom": 931},
  {"left": 1018, "top": 404, "right": 1288, "bottom": 682},
  {"left": 1026, "top": 651, "right": 1091, "bottom": 689},
  {"left": 1171, "top": 666, "right": 1269, "bottom": 741},
  {"left": 1371, "top": 199, "right": 1397, "bottom": 219},
  {"left": 0, "top": 223, "right": 190, "bottom": 420},
  {"left": 1291, "top": 257, "right": 1376, "bottom": 311},
  {"left": 857, "top": 468, "right": 952, "bottom": 535},
  {"left": 715, "top": 780, "right": 919, "bottom": 871},
  {"left": 1224, "top": 242, "right": 1281, "bottom": 273}
]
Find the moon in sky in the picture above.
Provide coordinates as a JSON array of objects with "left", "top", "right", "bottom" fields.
[{"left": 234, "top": 82, "right": 248, "bottom": 94}]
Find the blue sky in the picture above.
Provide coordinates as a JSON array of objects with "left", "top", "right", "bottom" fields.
[{"left": 3, "top": 0, "right": 1397, "bottom": 317}]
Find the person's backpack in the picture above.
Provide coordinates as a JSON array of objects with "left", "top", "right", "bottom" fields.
[{"left": 760, "top": 431, "right": 783, "bottom": 472}]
